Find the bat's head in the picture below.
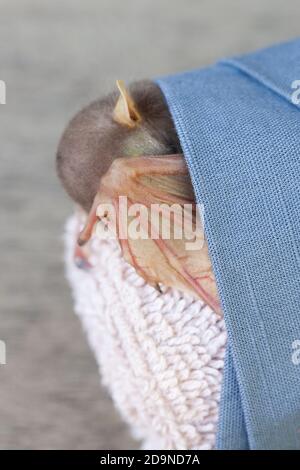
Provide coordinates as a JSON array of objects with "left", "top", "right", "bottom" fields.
[{"left": 56, "top": 80, "right": 180, "bottom": 212}]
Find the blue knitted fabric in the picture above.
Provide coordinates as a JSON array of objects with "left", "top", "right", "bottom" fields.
[{"left": 156, "top": 38, "right": 300, "bottom": 449}]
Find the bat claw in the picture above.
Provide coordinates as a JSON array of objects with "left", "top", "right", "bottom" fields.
[
  {"left": 154, "top": 283, "right": 163, "bottom": 294},
  {"left": 77, "top": 234, "right": 88, "bottom": 246}
]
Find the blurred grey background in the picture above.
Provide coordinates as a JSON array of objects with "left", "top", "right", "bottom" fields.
[{"left": 0, "top": 0, "right": 299, "bottom": 450}]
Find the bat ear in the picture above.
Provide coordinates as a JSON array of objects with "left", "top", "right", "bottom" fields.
[{"left": 113, "top": 80, "right": 142, "bottom": 128}]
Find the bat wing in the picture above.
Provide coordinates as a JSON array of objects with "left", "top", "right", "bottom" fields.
[{"left": 79, "top": 154, "right": 221, "bottom": 314}]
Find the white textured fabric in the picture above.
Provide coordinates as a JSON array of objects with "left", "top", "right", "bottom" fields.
[{"left": 65, "top": 215, "right": 226, "bottom": 450}]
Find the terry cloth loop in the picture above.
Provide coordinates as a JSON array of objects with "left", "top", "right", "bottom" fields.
[{"left": 156, "top": 38, "right": 300, "bottom": 449}]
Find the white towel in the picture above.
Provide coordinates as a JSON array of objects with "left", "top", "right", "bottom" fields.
[{"left": 65, "top": 214, "right": 226, "bottom": 450}]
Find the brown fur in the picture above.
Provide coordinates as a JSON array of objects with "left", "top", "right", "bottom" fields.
[{"left": 56, "top": 80, "right": 181, "bottom": 213}]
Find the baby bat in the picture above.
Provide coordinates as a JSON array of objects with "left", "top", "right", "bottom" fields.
[{"left": 57, "top": 80, "right": 221, "bottom": 314}]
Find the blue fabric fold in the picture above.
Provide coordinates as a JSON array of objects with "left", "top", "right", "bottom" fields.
[{"left": 156, "top": 38, "right": 300, "bottom": 449}]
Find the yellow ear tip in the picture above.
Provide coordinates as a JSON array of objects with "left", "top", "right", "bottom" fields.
[
  {"left": 115, "top": 80, "right": 131, "bottom": 104},
  {"left": 116, "top": 79, "right": 125, "bottom": 92},
  {"left": 113, "top": 79, "right": 142, "bottom": 128}
]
